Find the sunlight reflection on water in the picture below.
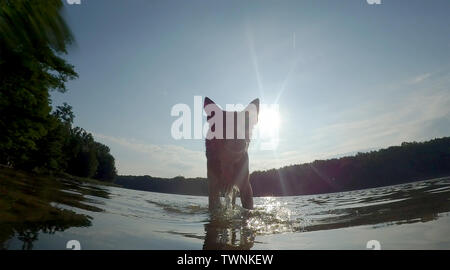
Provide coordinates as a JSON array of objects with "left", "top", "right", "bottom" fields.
[{"left": 2, "top": 177, "right": 450, "bottom": 249}]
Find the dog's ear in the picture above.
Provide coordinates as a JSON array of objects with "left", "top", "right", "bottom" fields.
[
  {"left": 243, "top": 98, "right": 259, "bottom": 139},
  {"left": 250, "top": 98, "right": 260, "bottom": 114},
  {"left": 204, "top": 97, "right": 222, "bottom": 121},
  {"left": 245, "top": 98, "right": 260, "bottom": 121},
  {"left": 204, "top": 97, "right": 216, "bottom": 108}
]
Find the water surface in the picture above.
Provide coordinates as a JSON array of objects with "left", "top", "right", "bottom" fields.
[{"left": 1, "top": 173, "right": 449, "bottom": 250}]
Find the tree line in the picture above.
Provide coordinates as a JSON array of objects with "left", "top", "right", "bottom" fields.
[
  {"left": 250, "top": 137, "right": 450, "bottom": 196},
  {"left": 116, "top": 137, "right": 450, "bottom": 196},
  {"left": 115, "top": 176, "right": 208, "bottom": 196},
  {"left": 0, "top": 0, "right": 116, "bottom": 182}
]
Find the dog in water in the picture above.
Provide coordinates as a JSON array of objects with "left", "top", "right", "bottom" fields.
[{"left": 203, "top": 97, "right": 259, "bottom": 210}]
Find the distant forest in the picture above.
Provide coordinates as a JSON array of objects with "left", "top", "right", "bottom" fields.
[{"left": 116, "top": 137, "right": 450, "bottom": 196}]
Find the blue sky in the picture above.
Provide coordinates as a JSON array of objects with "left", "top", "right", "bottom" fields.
[{"left": 53, "top": 0, "right": 450, "bottom": 177}]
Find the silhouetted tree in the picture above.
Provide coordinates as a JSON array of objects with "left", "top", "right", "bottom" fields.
[
  {"left": 65, "top": 127, "right": 97, "bottom": 178},
  {"left": 94, "top": 143, "right": 117, "bottom": 182},
  {"left": 0, "top": 0, "right": 77, "bottom": 168},
  {"left": 0, "top": 1, "right": 117, "bottom": 182}
]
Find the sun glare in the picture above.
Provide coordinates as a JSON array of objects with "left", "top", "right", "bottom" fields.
[{"left": 257, "top": 107, "right": 281, "bottom": 140}]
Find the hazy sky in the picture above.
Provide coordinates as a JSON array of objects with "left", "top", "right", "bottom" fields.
[{"left": 53, "top": 0, "right": 450, "bottom": 177}]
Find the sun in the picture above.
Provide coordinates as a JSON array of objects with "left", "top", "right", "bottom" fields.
[{"left": 256, "top": 106, "right": 281, "bottom": 140}]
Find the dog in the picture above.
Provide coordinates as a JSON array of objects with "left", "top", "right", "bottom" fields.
[{"left": 203, "top": 97, "right": 259, "bottom": 210}]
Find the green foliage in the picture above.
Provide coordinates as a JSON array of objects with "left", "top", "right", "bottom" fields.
[
  {"left": 94, "top": 143, "right": 117, "bottom": 182},
  {"left": 30, "top": 114, "right": 66, "bottom": 171},
  {"left": 0, "top": 0, "right": 77, "bottom": 168},
  {"left": 65, "top": 127, "right": 98, "bottom": 178},
  {"left": 53, "top": 118, "right": 116, "bottom": 182},
  {"left": 0, "top": 1, "right": 116, "bottom": 182},
  {"left": 54, "top": 102, "right": 74, "bottom": 126}
]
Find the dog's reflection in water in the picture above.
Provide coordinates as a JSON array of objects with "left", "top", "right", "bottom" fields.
[{"left": 203, "top": 210, "right": 256, "bottom": 250}]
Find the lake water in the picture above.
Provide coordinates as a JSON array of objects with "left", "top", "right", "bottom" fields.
[{"left": 1, "top": 175, "right": 450, "bottom": 250}]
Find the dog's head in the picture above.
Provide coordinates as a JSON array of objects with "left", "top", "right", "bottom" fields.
[{"left": 203, "top": 97, "right": 259, "bottom": 167}]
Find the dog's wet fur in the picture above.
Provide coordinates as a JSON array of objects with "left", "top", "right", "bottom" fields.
[{"left": 204, "top": 97, "right": 259, "bottom": 210}]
